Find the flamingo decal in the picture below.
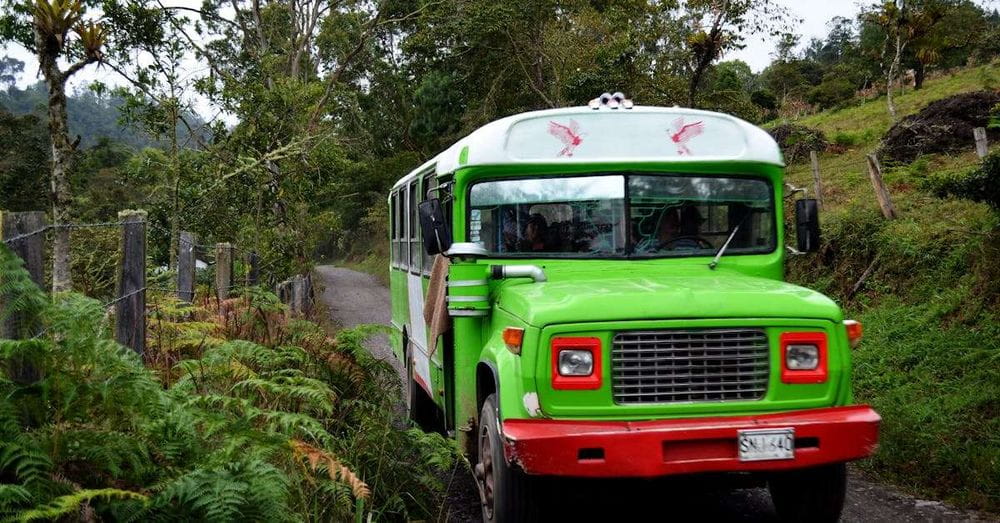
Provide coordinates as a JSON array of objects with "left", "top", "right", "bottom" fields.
[
  {"left": 670, "top": 117, "right": 704, "bottom": 156},
  {"left": 548, "top": 119, "right": 584, "bottom": 157}
]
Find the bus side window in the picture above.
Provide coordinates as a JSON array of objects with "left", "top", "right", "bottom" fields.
[
  {"left": 389, "top": 192, "right": 396, "bottom": 267},
  {"left": 409, "top": 181, "right": 420, "bottom": 273},
  {"left": 395, "top": 190, "right": 403, "bottom": 267},
  {"left": 422, "top": 173, "right": 437, "bottom": 274}
]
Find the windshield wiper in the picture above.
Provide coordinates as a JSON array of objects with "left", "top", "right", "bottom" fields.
[{"left": 709, "top": 211, "right": 751, "bottom": 270}]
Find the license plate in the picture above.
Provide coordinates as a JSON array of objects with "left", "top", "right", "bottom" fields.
[{"left": 738, "top": 428, "right": 795, "bottom": 461}]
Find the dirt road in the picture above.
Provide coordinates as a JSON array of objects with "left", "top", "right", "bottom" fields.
[{"left": 315, "top": 264, "right": 993, "bottom": 522}]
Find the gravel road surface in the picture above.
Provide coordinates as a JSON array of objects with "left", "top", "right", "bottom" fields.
[{"left": 315, "top": 264, "right": 994, "bottom": 523}]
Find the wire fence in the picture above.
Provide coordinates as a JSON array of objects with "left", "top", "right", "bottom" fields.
[{"left": 1, "top": 210, "right": 313, "bottom": 355}]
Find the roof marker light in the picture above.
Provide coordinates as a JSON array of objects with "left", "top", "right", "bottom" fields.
[{"left": 589, "top": 92, "right": 634, "bottom": 110}]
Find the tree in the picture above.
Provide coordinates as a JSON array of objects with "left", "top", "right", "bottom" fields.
[
  {"left": 1, "top": 0, "right": 106, "bottom": 291},
  {"left": 679, "top": 0, "right": 795, "bottom": 107},
  {"left": 0, "top": 55, "right": 24, "bottom": 87},
  {"left": 0, "top": 107, "right": 49, "bottom": 210}
]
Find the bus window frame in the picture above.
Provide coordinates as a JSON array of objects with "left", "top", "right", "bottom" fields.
[
  {"left": 393, "top": 190, "right": 402, "bottom": 268},
  {"left": 389, "top": 192, "right": 396, "bottom": 268},
  {"left": 421, "top": 171, "right": 437, "bottom": 275},
  {"left": 464, "top": 171, "right": 778, "bottom": 260},
  {"left": 408, "top": 179, "right": 421, "bottom": 275}
]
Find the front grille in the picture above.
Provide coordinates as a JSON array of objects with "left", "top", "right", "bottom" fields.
[{"left": 612, "top": 329, "right": 769, "bottom": 404}]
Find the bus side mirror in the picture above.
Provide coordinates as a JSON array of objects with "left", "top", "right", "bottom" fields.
[
  {"left": 795, "top": 199, "right": 820, "bottom": 253},
  {"left": 418, "top": 198, "right": 453, "bottom": 255}
]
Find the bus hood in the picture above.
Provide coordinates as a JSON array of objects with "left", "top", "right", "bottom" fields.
[{"left": 494, "top": 268, "right": 842, "bottom": 327}]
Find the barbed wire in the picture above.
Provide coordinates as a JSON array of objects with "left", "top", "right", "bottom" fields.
[
  {"left": 102, "top": 287, "right": 148, "bottom": 308},
  {"left": 3, "top": 220, "right": 131, "bottom": 246}
]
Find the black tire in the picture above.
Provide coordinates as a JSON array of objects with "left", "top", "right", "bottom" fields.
[
  {"left": 404, "top": 341, "right": 437, "bottom": 431},
  {"left": 768, "top": 463, "right": 847, "bottom": 523},
  {"left": 476, "top": 394, "right": 539, "bottom": 522}
]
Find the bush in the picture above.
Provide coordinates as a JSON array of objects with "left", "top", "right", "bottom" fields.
[
  {"left": 831, "top": 131, "right": 860, "bottom": 147},
  {"left": 0, "top": 246, "right": 458, "bottom": 521},
  {"left": 927, "top": 152, "right": 1000, "bottom": 210},
  {"left": 768, "top": 123, "right": 828, "bottom": 163}
]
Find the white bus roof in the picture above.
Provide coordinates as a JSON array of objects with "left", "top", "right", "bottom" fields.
[{"left": 392, "top": 106, "right": 783, "bottom": 190}]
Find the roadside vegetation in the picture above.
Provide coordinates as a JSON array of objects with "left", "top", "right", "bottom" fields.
[
  {"left": 0, "top": 246, "right": 458, "bottom": 521},
  {"left": 0, "top": 0, "right": 998, "bottom": 517},
  {"left": 781, "top": 66, "right": 1000, "bottom": 511}
]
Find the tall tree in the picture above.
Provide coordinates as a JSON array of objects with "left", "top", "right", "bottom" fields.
[
  {"left": 680, "top": 0, "right": 795, "bottom": 107},
  {"left": 1, "top": 0, "right": 105, "bottom": 291}
]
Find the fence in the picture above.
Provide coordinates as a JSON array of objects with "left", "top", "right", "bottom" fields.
[{"left": 0, "top": 209, "right": 314, "bottom": 355}]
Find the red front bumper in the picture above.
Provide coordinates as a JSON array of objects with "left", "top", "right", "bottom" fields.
[{"left": 502, "top": 405, "right": 880, "bottom": 478}]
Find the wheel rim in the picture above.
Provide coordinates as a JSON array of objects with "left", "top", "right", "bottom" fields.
[{"left": 479, "top": 423, "right": 495, "bottom": 519}]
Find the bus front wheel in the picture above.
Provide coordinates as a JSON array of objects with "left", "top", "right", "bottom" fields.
[
  {"left": 768, "top": 463, "right": 847, "bottom": 523},
  {"left": 476, "top": 394, "right": 538, "bottom": 522}
]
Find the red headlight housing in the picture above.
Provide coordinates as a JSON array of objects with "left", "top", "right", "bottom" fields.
[
  {"left": 780, "top": 331, "right": 828, "bottom": 384},
  {"left": 551, "top": 337, "right": 602, "bottom": 390}
]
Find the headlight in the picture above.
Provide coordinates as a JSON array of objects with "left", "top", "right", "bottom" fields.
[
  {"left": 786, "top": 344, "right": 819, "bottom": 370},
  {"left": 558, "top": 349, "right": 594, "bottom": 376}
]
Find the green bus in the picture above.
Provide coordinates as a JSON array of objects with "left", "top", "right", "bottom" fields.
[{"left": 388, "top": 93, "right": 879, "bottom": 522}]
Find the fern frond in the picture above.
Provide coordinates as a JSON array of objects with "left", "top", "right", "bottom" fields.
[
  {"left": 289, "top": 440, "right": 370, "bottom": 500},
  {"left": 13, "top": 488, "right": 147, "bottom": 522}
]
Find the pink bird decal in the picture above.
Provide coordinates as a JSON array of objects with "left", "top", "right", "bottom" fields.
[
  {"left": 670, "top": 117, "right": 704, "bottom": 156},
  {"left": 548, "top": 119, "right": 584, "bottom": 157}
]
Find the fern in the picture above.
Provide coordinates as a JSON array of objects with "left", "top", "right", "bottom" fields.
[{"left": 13, "top": 488, "right": 148, "bottom": 522}]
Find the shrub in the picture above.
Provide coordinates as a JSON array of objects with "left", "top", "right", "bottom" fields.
[
  {"left": 768, "top": 123, "right": 828, "bottom": 163},
  {"left": 831, "top": 131, "right": 860, "bottom": 147},
  {"left": 0, "top": 245, "right": 458, "bottom": 521},
  {"left": 928, "top": 152, "right": 1000, "bottom": 210}
]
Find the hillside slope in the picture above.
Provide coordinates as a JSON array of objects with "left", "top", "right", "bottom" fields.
[{"left": 780, "top": 63, "right": 1000, "bottom": 512}]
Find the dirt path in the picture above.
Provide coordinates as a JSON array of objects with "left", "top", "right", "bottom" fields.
[{"left": 314, "top": 264, "right": 994, "bottom": 523}]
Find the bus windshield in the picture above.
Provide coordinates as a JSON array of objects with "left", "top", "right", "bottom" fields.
[{"left": 468, "top": 174, "right": 775, "bottom": 258}]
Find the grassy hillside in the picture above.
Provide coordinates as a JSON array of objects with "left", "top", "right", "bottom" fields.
[{"left": 781, "top": 63, "right": 1000, "bottom": 511}]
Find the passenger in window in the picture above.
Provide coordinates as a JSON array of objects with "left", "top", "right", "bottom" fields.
[{"left": 519, "top": 213, "right": 549, "bottom": 252}]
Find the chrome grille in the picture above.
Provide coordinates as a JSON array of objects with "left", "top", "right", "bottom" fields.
[{"left": 612, "top": 329, "right": 769, "bottom": 404}]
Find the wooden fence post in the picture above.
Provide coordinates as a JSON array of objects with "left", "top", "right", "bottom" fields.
[
  {"left": 177, "top": 231, "right": 196, "bottom": 303},
  {"left": 215, "top": 242, "right": 233, "bottom": 301},
  {"left": 291, "top": 275, "right": 305, "bottom": 314},
  {"left": 810, "top": 150, "right": 824, "bottom": 210},
  {"left": 1, "top": 211, "right": 47, "bottom": 383},
  {"left": 115, "top": 210, "right": 146, "bottom": 355},
  {"left": 866, "top": 154, "right": 897, "bottom": 220},
  {"left": 247, "top": 251, "right": 259, "bottom": 287},
  {"left": 973, "top": 127, "right": 988, "bottom": 159}
]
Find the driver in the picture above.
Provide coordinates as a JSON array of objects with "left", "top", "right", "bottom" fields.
[{"left": 637, "top": 204, "right": 707, "bottom": 253}]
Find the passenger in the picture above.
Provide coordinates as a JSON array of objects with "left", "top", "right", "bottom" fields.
[{"left": 520, "top": 213, "right": 549, "bottom": 252}]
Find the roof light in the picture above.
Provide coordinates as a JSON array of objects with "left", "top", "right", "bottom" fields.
[{"left": 587, "top": 92, "right": 635, "bottom": 110}]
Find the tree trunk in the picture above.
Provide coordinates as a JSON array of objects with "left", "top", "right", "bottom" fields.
[
  {"left": 914, "top": 61, "right": 925, "bottom": 90},
  {"left": 45, "top": 71, "right": 74, "bottom": 293},
  {"left": 886, "top": 33, "right": 903, "bottom": 123}
]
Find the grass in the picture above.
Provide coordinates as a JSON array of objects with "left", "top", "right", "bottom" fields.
[
  {"left": 794, "top": 62, "right": 1000, "bottom": 143},
  {"left": 781, "top": 63, "right": 1000, "bottom": 512}
]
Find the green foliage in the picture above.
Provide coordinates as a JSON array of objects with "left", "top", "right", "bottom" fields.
[
  {"left": 923, "top": 152, "right": 1000, "bottom": 210},
  {"left": 853, "top": 301, "right": 1000, "bottom": 510},
  {"left": 0, "top": 247, "right": 456, "bottom": 521},
  {"left": 0, "top": 108, "right": 49, "bottom": 211}
]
